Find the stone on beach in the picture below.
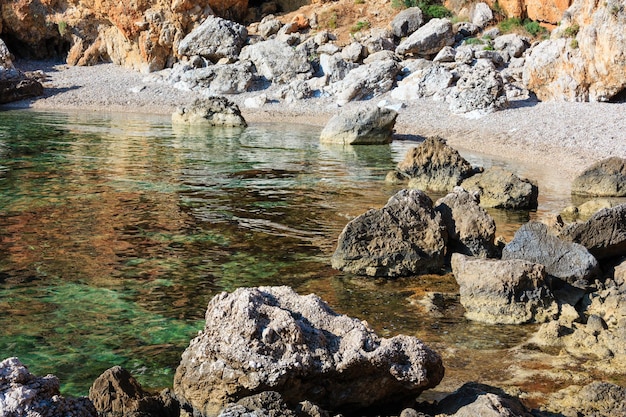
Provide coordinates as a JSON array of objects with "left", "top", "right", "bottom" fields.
[
  {"left": 460, "top": 166, "right": 538, "bottom": 209},
  {"left": 177, "top": 16, "right": 248, "bottom": 63},
  {"left": 396, "top": 18, "right": 455, "bottom": 57},
  {"left": 172, "top": 97, "right": 247, "bottom": 127},
  {"left": 571, "top": 157, "right": 626, "bottom": 197},
  {"left": 173, "top": 286, "right": 444, "bottom": 416},
  {"left": 319, "top": 105, "right": 397, "bottom": 145}
]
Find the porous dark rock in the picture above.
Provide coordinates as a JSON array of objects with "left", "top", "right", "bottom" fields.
[
  {"left": 331, "top": 189, "right": 447, "bottom": 277},
  {"left": 319, "top": 105, "right": 397, "bottom": 145},
  {"left": 172, "top": 97, "right": 247, "bottom": 127},
  {"left": 435, "top": 187, "right": 499, "bottom": 258},
  {"left": 395, "top": 136, "right": 476, "bottom": 193},
  {"left": 451, "top": 253, "right": 558, "bottom": 324},
  {"left": 173, "top": 286, "right": 444, "bottom": 416},
  {"left": 571, "top": 157, "right": 626, "bottom": 197},
  {"left": 460, "top": 166, "right": 538, "bottom": 209},
  {"left": 502, "top": 221, "right": 600, "bottom": 291},
  {"left": 435, "top": 382, "right": 533, "bottom": 417},
  {"left": 546, "top": 382, "right": 626, "bottom": 417}
]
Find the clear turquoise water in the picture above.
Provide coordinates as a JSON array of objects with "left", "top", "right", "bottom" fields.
[{"left": 0, "top": 109, "right": 552, "bottom": 397}]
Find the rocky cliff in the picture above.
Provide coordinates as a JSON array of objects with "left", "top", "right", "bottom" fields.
[{"left": 444, "top": 0, "right": 572, "bottom": 25}]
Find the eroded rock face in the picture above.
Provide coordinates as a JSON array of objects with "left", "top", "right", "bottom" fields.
[
  {"left": 460, "top": 166, "right": 538, "bottom": 209},
  {"left": 391, "top": 7, "right": 424, "bottom": 38},
  {"left": 571, "top": 157, "right": 626, "bottom": 197},
  {"left": 447, "top": 61, "right": 508, "bottom": 116},
  {"left": 239, "top": 39, "right": 312, "bottom": 84},
  {"left": 523, "top": 0, "right": 626, "bottom": 102},
  {"left": 396, "top": 18, "right": 455, "bottom": 57},
  {"left": 329, "top": 59, "right": 400, "bottom": 105},
  {"left": 173, "top": 286, "right": 445, "bottom": 416},
  {"left": 0, "top": 357, "right": 97, "bottom": 417},
  {"left": 331, "top": 189, "right": 447, "bottom": 277},
  {"left": 172, "top": 97, "right": 247, "bottom": 127},
  {"left": 452, "top": 253, "right": 558, "bottom": 324},
  {"left": 319, "top": 105, "right": 397, "bottom": 145}
]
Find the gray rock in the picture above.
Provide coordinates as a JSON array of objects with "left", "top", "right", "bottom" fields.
[
  {"left": 452, "top": 253, "right": 558, "bottom": 324},
  {"left": 548, "top": 382, "right": 626, "bottom": 417},
  {"left": 396, "top": 18, "right": 455, "bottom": 57},
  {"left": 560, "top": 204, "right": 626, "bottom": 261},
  {"left": 433, "top": 46, "right": 456, "bottom": 63},
  {"left": 470, "top": 2, "right": 494, "bottom": 28},
  {"left": 391, "top": 7, "right": 425, "bottom": 38},
  {"left": 0, "top": 38, "right": 15, "bottom": 71},
  {"left": 319, "top": 53, "right": 358, "bottom": 84},
  {"left": 571, "top": 157, "right": 626, "bottom": 197},
  {"left": 362, "top": 50, "right": 399, "bottom": 64},
  {"left": 177, "top": 16, "right": 247, "bottom": 62},
  {"left": 454, "top": 45, "right": 475, "bottom": 65},
  {"left": 454, "top": 21, "right": 480, "bottom": 37},
  {"left": 460, "top": 166, "right": 538, "bottom": 209},
  {"left": 258, "top": 15, "right": 282, "bottom": 38},
  {"left": 174, "top": 286, "right": 444, "bottom": 416},
  {"left": 502, "top": 221, "right": 600, "bottom": 290},
  {"left": 239, "top": 39, "right": 313, "bottom": 84},
  {"left": 447, "top": 62, "right": 508, "bottom": 115},
  {"left": 329, "top": 59, "right": 400, "bottom": 105},
  {"left": 319, "top": 105, "right": 397, "bottom": 145},
  {"left": 353, "top": 28, "right": 395, "bottom": 55},
  {"left": 172, "top": 97, "right": 247, "bottom": 127},
  {"left": 331, "top": 189, "right": 447, "bottom": 277},
  {"left": 0, "top": 357, "right": 97, "bottom": 417},
  {"left": 89, "top": 366, "right": 178, "bottom": 417},
  {"left": 217, "top": 392, "right": 297, "bottom": 417},
  {"left": 437, "top": 382, "right": 533, "bottom": 417},
  {"left": 391, "top": 63, "right": 454, "bottom": 101},
  {"left": 341, "top": 42, "right": 365, "bottom": 63},
  {"left": 494, "top": 34, "right": 530, "bottom": 59},
  {"left": 396, "top": 136, "right": 475, "bottom": 193},
  {"left": 435, "top": 188, "right": 498, "bottom": 258},
  {"left": 173, "top": 61, "right": 257, "bottom": 94}
]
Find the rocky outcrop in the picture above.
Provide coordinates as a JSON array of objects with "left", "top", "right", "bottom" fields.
[
  {"left": 395, "top": 136, "right": 476, "bottom": 193},
  {"left": 328, "top": 59, "right": 400, "bottom": 105},
  {"left": 434, "top": 188, "right": 498, "bottom": 258},
  {"left": 331, "top": 189, "right": 447, "bottom": 277},
  {"left": 445, "top": 0, "right": 572, "bottom": 26},
  {"left": 460, "top": 166, "right": 538, "bottom": 209},
  {"left": 239, "top": 39, "right": 312, "bottom": 84},
  {"left": 319, "top": 105, "right": 397, "bottom": 145},
  {"left": 391, "top": 63, "right": 454, "bottom": 101},
  {"left": 167, "top": 61, "right": 257, "bottom": 95},
  {"left": 177, "top": 16, "right": 248, "bottom": 63},
  {"left": 0, "top": 38, "right": 43, "bottom": 104},
  {"left": 172, "top": 97, "right": 246, "bottom": 127},
  {"left": 396, "top": 18, "right": 455, "bottom": 57},
  {"left": 173, "top": 286, "right": 444, "bottom": 416},
  {"left": 546, "top": 382, "right": 626, "bottom": 417},
  {"left": 571, "top": 157, "right": 626, "bottom": 197},
  {"left": 0, "top": 357, "right": 97, "bottom": 417},
  {"left": 447, "top": 62, "right": 508, "bottom": 116},
  {"left": 451, "top": 253, "right": 558, "bottom": 324},
  {"left": 436, "top": 382, "right": 534, "bottom": 417},
  {"left": 523, "top": 0, "right": 626, "bottom": 102},
  {"left": 391, "top": 7, "right": 424, "bottom": 38},
  {"left": 502, "top": 221, "right": 600, "bottom": 290}
]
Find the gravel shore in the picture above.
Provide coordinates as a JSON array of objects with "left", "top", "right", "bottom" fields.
[{"left": 6, "top": 60, "right": 626, "bottom": 191}]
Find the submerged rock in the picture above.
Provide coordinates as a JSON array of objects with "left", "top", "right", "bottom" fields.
[
  {"left": 331, "top": 189, "right": 447, "bottom": 277},
  {"left": 460, "top": 166, "right": 538, "bottom": 209},
  {"left": 172, "top": 97, "right": 247, "bottom": 127},
  {"left": 571, "top": 157, "right": 626, "bottom": 197},
  {"left": 319, "top": 105, "right": 397, "bottom": 145},
  {"left": 174, "top": 286, "right": 444, "bottom": 416}
]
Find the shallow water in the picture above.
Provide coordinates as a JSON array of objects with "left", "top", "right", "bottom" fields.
[{"left": 0, "top": 109, "right": 569, "bottom": 397}]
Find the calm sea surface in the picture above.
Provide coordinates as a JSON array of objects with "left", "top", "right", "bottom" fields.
[{"left": 0, "top": 109, "right": 569, "bottom": 396}]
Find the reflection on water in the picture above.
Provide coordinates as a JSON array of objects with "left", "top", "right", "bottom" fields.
[{"left": 0, "top": 109, "right": 568, "bottom": 396}]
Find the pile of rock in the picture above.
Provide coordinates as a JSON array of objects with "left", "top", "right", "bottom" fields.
[{"left": 0, "top": 39, "right": 43, "bottom": 104}]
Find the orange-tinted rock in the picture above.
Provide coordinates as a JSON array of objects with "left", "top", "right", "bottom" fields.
[{"left": 445, "top": 0, "right": 572, "bottom": 25}]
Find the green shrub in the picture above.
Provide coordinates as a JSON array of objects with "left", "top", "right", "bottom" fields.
[
  {"left": 499, "top": 17, "right": 522, "bottom": 32},
  {"left": 570, "top": 39, "right": 579, "bottom": 49},
  {"left": 483, "top": 44, "right": 495, "bottom": 51},
  {"left": 350, "top": 20, "right": 371, "bottom": 33},
  {"left": 327, "top": 12, "right": 338, "bottom": 29},
  {"left": 563, "top": 23, "right": 580, "bottom": 37},
  {"left": 354, "top": 0, "right": 365, "bottom": 4},
  {"left": 523, "top": 19, "right": 546, "bottom": 37},
  {"left": 464, "top": 37, "right": 484, "bottom": 45},
  {"left": 57, "top": 20, "right": 68, "bottom": 36},
  {"left": 421, "top": 3, "right": 452, "bottom": 19}
]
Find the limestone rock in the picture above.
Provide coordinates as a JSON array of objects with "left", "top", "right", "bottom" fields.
[
  {"left": 172, "top": 61, "right": 257, "bottom": 94},
  {"left": 435, "top": 188, "right": 499, "bottom": 258},
  {"left": 391, "top": 63, "right": 454, "bottom": 101},
  {"left": 258, "top": 15, "right": 283, "bottom": 38},
  {"left": 523, "top": 0, "right": 626, "bottom": 102},
  {"left": 239, "top": 39, "right": 312, "bottom": 84},
  {"left": 397, "top": 136, "right": 475, "bottom": 193},
  {"left": 177, "top": 16, "right": 248, "bottom": 63},
  {"left": 341, "top": 42, "right": 365, "bottom": 63},
  {"left": 571, "top": 157, "right": 626, "bottom": 197},
  {"left": 460, "top": 166, "right": 538, "bottom": 209},
  {"left": 172, "top": 97, "right": 247, "bottom": 127},
  {"left": 0, "top": 357, "right": 96, "bottom": 417},
  {"left": 319, "top": 105, "right": 397, "bottom": 145},
  {"left": 502, "top": 221, "right": 600, "bottom": 290},
  {"left": 332, "top": 189, "right": 447, "bottom": 277},
  {"left": 471, "top": 2, "right": 494, "bottom": 28},
  {"left": 319, "top": 53, "right": 358, "bottom": 84},
  {"left": 396, "top": 18, "right": 455, "bottom": 57},
  {"left": 329, "top": 59, "right": 400, "bottom": 105},
  {"left": 560, "top": 204, "right": 626, "bottom": 261},
  {"left": 217, "top": 392, "right": 298, "bottom": 417},
  {"left": 494, "top": 34, "right": 530, "bottom": 60},
  {"left": 391, "top": 7, "right": 425, "bottom": 38},
  {"left": 447, "top": 62, "right": 508, "bottom": 116},
  {"left": 173, "top": 286, "right": 445, "bottom": 416},
  {"left": 452, "top": 253, "right": 558, "bottom": 324}
]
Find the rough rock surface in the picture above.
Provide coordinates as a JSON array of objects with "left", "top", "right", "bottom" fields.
[
  {"left": 391, "top": 7, "right": 424, "bottom": 38},
  {"left": 89, "top": 366, "right": 179, "bottom": 417},
  {"left": 447, "top": 62, "right": 508, "bottom": 116},
  {"left": 396, "top": 18, "right": 455, "bottom": 57},
  {"left": 319, "top": 105, "right": 397, "bottom": 145},
  {"left": 460, "top": 166, "right": 538, "bottom": 209},
  {"left": 546, "top": 382, "right": 626, "bottom": 417},
  {"left": 0, "top": 38, "right": 43, "bottom": 104},
  {"left": 571, "top": 157, "right": 626, "bottom": 197},
  {"left": 0, "top": 357, "right": 97, "bottom": 417},
  {"left": 446, "top": 0, "right": 572, "bottom": 25},
  {"left": 451, "top": 253, "right": 558, "bottom": 324},
  {"left": 239, "top": 39, "right": 312, "bottom": 84},
  {"left": 177, "top": 16, "right": 248, "bottom": 63},
  {"left": 391, "top": 63, "right": 454, "bottom": 101},
  {"left": 471, "top": 2, "right": 494, "bottom": 28},
  {"left": 436, "top": 382, "right": 534, "bottom": 417},
  {"left": 172, "top": 97, "right": 246, "bottom": 127},
  {"left": 217, "top": 392, "right": 299, "bottom": 417},
  {"left": 329, "top": 59, "right": 400, "bottom": 105},
  {"left": 331, "top": 189, "right": 447, "bottom": 277},
  {"left": 434, "top": 188, "right": 498, "bottom": 258},
  {"left": 169, "top": 61, "right": 257, "bottom": 95},
  {"left": 396, "top": 136, "right": 475, "bottom": 193},
  {"left": 560, "top": 204, "right": 626, "bottom": 261},
  {"left": 173, "top": 286, "right": 445, "bottom": 416},
  {"left": 523, "top": 0, "right": 626, "bottom": 102},
  {"left": 502, "top": 221, "right": 600, "bottom": 290}
]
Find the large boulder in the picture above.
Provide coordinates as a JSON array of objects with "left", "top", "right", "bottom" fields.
[
  {"left": 436, "top": 382, "right": 534, "bottom": 417},
  {"left": 523, "top": 0, "right": 626, "bottom": 101},
  {"left": 447, "top": 62, "right": 508, "bottom": 116},
  {"left": 170, "top": 61, "right": 257, "bottom": 94},
  {"left": 470, "top": 2, "right": 494, "bottom": 28},
  {"left": 177, "top": 16, "right": 248, "bottom": 63},
  {"left": 546, "top": 382, "right": 626, "bottom": 417},
  {"left": 502, "top": 221, "right": 600, "bottom": 290},
  {"left": 173, "top": 286, "right": 445, "bottom": 416},
  {"left": 395, "top": 136, "right": 476, "bottom": 193},
  {"left": 391, "top": 7, "right": 425, "bottom": 38},
  {"left": 319, "top": 53, "right": 358, "bottom": 84},
  {"left": 391, "top": 63, "right": 454, "bottom": 101},
  {"left": 0, "top": 39, "right": 44, "bottom": 104},
  {"left": 328, "top": 59, "right": 400, "bottom": 105},
  {"left": 560, "top": 204, "right": 626, "bottom": 261},
  {"left": 319, "top": 105, "right": 398, "bottom": 145},
  {"left": 571, "top": 157, "right": 626, "bottom": 197},
  {"left": 396, "top": 18, "right": 455, "bottom": 57},
  {"left": 89, "top": 366, "right": 179, "bottom": 417},
  {"left": 434, "top": 188, "right": 499, "bottom": 258},
  {"left": 331, "top": 189, "right": 448, "bottom": 277},
  {"left": 452, "top": 253, "right": 558, "bottom": 324},
  {"left": 239, "top": 39, "right": 312, "bottom": 84},
  {"left": 172, "top": 97, "right": 247, "bottom": 127},
  {"left": 0, "top": 357, "right": 97, "bottom": 417},
  {"left": 460, "top": 166, "right": 538, "bottom": 209}
]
